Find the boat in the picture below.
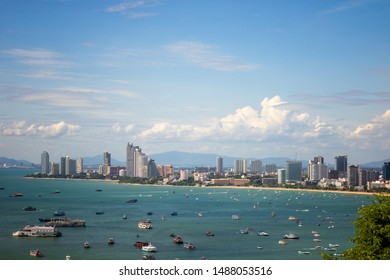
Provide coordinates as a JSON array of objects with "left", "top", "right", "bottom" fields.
[
  {"left": 23, "top": 206, "right": 37, "bottom": 211},
  {"left": 142, "top": 243, "right": 157, "bottom": 252},
  {"left": 161, "top": 216, "right": 166, "bottom": 221},
  {"left": 40, "top": 217, "right": 86, "bottom": 227},
  {"left": 134, "top": 241, "right": 149, "bottom": 248},
  {"left": 84, "top": 241, "right": 90, "bottom": 248},
  {"left": 12, "top": 225, "right": 62, "bottom": 237},
  {"left": 288, "top": 216, "right": 299, "bottom": 221},
  {"left": 329, "top": 243, "right": 340, "bottom": 247},
  {"left": 9, "top": 192, "right": 23, "bottom": 197},
  {"left": 313, "top": 239, "right": 322, "bottom": 242},
  {"left": 240, "top": 229, "right": 249, "bottom": 234},
  {"left": 30, "top": 249, "right": 44, "bottom": 257},
  {"left": 232, "top": 215, "right": 240, "bottom": 220},
  {"left": 126, "top": 199, "right": 138, "bottom": 203},
  {"left": 198, "top": 212, "right": 203, "bottom": 217},
  {"left": 283, "top": 233, "right": 299, "bottom": 239},
  {"left": 271, "top": 211, "right": 276, "bottom": 217},
  {"left": 173, "top": 236, "right": 184, "bottom": 244},
  {"left": 257, "top": 246, "right": 263, "bottom": 249},
  {"left": 53, "top": 211, "right": 65, "bottom": 216},
  {"left": 323, "top": 247, "right": 337, "bottom": 251},
  {"left": 183, "top": 243, "right": 195, "bottom": 249},
  {"left": 258, "top": 231, "right": 269, "bottom": 236},
  {"left": 96, "top": 189, "right": 103, "bottom": 192},
  {"left": 138, "top": 220, "right": 153, "bottom": 229},
  {"left": 278, "top": 240, "right": 288, "bottom": 245},
  {"left": 205, "top": 231, "right": 214, "bottom": 236},
  {"left": 123, "top": 214, "right": 127, "bottom": 220},
  {"left": 147, "top": 211, "right": 153, "bottom": 215},
  {"left": 298, "top": 250, "right": 311, "bottom": 255},
  {"left": 65, "top": 255, "right": 71, "bottom": 260},
  {"left": 96, "top": 211, "right": 104, "bottom": 215},
  {"left": 50, "top": 190, "right": 61, "bottom": 194},
  {"left": 108, "top": 238, "right": 115, "bottom": 245},
  {"left": 170, "top": 211, "right": 178, "bottom": 216}
]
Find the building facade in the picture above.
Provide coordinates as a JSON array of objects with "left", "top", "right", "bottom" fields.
[
  {"left": 41, "top": 151, "right": 50, "bottom": 175},
  {"left": 335, "top": 155, "right": 348, "bottom": 178},
  {"left": 285, "top": 161, "right": 302, "bottom": 182}
]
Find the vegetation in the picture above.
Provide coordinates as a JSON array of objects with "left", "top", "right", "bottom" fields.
[{"left": 322, "top": 195, "right": 390, "bottom": 260}]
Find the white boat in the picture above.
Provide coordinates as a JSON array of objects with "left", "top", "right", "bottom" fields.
[
  {"left": 278, "top": 240, "right": 288, "bottom": 245},
  {"left": 142, "top": 243, "right": 157, "bottom": 252},
  {"left": 83, "top": 241, "right": 90, "bottom": 248},
  {"left": 123, "top": 214, "right": 127, "bottom": 220},
  {"left": 329, "top": 243, "right": 340, "bottom": 247},
  {"left": 138, "top": 220, "right": 152, "bottom": 229},
  {"left": 313, "top": 239, "right": 322, "bottom": 242},
  {"left": 30, "top": 249, "right": 44, "bottom": 257},
  {"left": 12, "top": 225, "right": 62, "bottom": 237},
  {"left": 288, "top": 216, "right": 299, "bottom": 221},
  {"left": 283, "top": 233, "right": 299, "bottom": 239},
  {"left": 298, "top": 250, "right": 311, "bottom": 255},
  {"left": 232, "top": 215, "right": 240, "bottom": 220},
  {"left": 258, "top": 231, "right": 269, "bottom": 236},
  {"left": 183, "top": 243, "right": 195, "bottom": 249}
]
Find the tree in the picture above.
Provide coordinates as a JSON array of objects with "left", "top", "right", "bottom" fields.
[{"left": 343, "top": 195, "right": 390, "bottom": 260}]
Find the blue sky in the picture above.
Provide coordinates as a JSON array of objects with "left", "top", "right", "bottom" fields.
[{"left": 1, "top": 0, "right": 390, "bottom": 165}]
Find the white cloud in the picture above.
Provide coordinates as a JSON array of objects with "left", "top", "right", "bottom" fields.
[
  {"left": 165, "top": 41, "right": 261, "bottom": 72},
  {"left": 106, "top": 0, "right": 159, "bottom": 18},
  {"left": 112, "top": 122, "right": 135, "bottom": 133},
  {"left": 0, "top": 121, "right": 80, "bottom": 138},
  {"left": 2, "top": 48, "right": 72, "bottom": 68}
]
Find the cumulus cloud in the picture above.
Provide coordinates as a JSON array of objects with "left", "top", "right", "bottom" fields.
[
  {"left": 112, "top": 122, "right": 135, "bottom": 133},
  {"left": 0, "top": 121, "right": 80, "bottom": 138}
]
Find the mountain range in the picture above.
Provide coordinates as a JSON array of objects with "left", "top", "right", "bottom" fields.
[{"left": 1, "top": 152, "right": 388, "bottom": 169}]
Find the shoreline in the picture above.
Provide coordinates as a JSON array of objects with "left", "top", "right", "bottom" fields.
[{"left": 24, "top": 176, "right": 388, "bottom": 196}]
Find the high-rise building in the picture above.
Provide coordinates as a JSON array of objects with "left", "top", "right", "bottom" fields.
[
  {"left": 60, "top": 157, "right": 66, "bottom": 176},
  {"left": 265, "top": 164, "right": 277, "bottom": 174},
  {"left": 103, "top": 152, "right": 111, "bottom": 175},
  {"left": 285, "top": 161, "right": 302, "bottom": 182},
  {"left": 65, "top": 156, "right": 76, "bottom": 176},
  {"left": 216, "top": 157, "right": 223, "bottom": 174},
  {"left": 234, "top": 159, "right": 247, "bottom": 175},
  {"left": 335, "top": 155, "right": 348, "bottom": 178},
  {"left": 126, "top": 143, "right": 138, "bottom": 177},
  {"left": 383, "top": 162, "right": 390, "bottom": 181},
  {"left": 308, "top": 156, "right": 328, "bottom": 180},
  {"left": 278, "top": 169, "right": 286, "bottom": 184},
  {"left": 249, "top": 160, "right": 262, "bottom": 174},
  {"left": 50, "top": 162, "right": 59, "bottom": 176},
  {"left": 76, "top": 158, "right": 83, "bottom": 174},
  {"left": 148, "top": 159, "right": 159, "bottom": 178},
  {"left": 41, "top": 151, "right": 50, "bottom": 174},
  {"left": 359, "top": 169, "right": 367, "bottom": 187},
  {"left": 347, "top": 165, "right": 359, "bottom": 187}
]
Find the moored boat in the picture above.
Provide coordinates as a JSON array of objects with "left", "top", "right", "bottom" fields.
[
  {"left": 142, "top": 243, "right": 157, "bottom": 252},
  {"left": 10, "top": 192, "right": 23, "bottom": 197},
  {"left": 205, "top": 231, "right": 214, "bottom": 236},
  {"left": 138, "top": 220, "right": 152, "bottom": 229},
  {"left": 23, "top": 206, "right": 37, "bottom": 211},
  {"left": 41, "top": 217, "right": 86, "bottom": 227},
  {"left": 173, "top": 236, "right": 183, "bottom": 244},
  {"left": 258, "top": 231, "right": 269, "bottom": 236},
  {"left": 84, "top": 241, "right": 90, "bottom": 248},
  {"left": 126, "top": 199, "right": 138, "bottom": 203},
  {"left": 30, "top": 249, "right": 44, "bottom": 257},
  {"left": 278, "top": 240, "right": 288, "bottom": 245},
  {"left": 53, "top": 211, "right": 65, "bottom": 216},
  {"left": 108, "top": 238, "right": 115, "bottom": 245},
  {"left": 183, "top": 243, "right": 195, "bottom": 249},
  {"left": 134, "top": 241, "right": 149, "bottom": 248},
  {"left": 283, "top": 233, "right": 299, "bottom": 239},
  {"left": 13, "top": 225, "right": 62, "bottom": 237},
  {"left": 298, "top": 250, "right": 311, "bottom": 255}
]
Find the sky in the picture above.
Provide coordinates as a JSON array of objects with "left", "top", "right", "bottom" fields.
[{"left": 0, "top": 0, "right": 390, "bottom": 165}]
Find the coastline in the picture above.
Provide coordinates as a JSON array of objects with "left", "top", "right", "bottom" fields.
[{"left": 24, "top": 175, "right": 388, "bottom": 196}]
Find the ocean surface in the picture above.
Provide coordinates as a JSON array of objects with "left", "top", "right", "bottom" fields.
[{"left": 0, "top": 169, "right": 372, "bottom": 260}]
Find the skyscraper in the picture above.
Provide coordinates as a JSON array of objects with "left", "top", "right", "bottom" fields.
[
  {"left": 103, "top": 152, "right": 111, "bottom": 175},
  {"left": 347, "top": 165, "right": 359, "bottom": 187},
  {"left": 335, "top": 155, "right": 348, "bottom": 178},
  {"left": 216, "top": 157, "right": 223, "bottom": 174},
  {"left": 41, "top": 151, "right": 49, "bottom": 175},
  {"left": 383, "top": 162, "right": 390, "bottom": 181},
  {"left": 308, "top": 156, "right": 328, "bottom": 181},
  {"left": 249, "top": 160, "right": 262, "bottom": 174},
  {"left": 285, "top": 161, "right": 302, "bottom": 182},
  {"left": 126, "top": 143, "right": 138, "bottom": 177},
  {"left": 234, "top": 159, "right": 247, "bottom": 175}
]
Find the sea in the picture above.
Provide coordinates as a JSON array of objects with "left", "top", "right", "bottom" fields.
[{"left": 0, "top": 169, "right": 373, "bottom": 260}]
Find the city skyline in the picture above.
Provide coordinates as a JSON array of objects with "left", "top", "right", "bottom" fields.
[{"left": 1, "top": 1, "right": 390, "bottom": 164}]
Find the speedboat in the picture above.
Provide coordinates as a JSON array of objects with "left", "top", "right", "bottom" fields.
[
  {"left": 142, "top": 243, "right": 157, "bottom": 252},
  {"left": 278, "top": 240, "right": 288, "bottom": 245},
  {"left": 298, "top": 250, "right": 311, "bottom": 255},
  {"left": 205, "top": 231, "right": 214, "bottom": 236},
  {"left": 258, "top": 231, "right": 269, "bottom": 236}
]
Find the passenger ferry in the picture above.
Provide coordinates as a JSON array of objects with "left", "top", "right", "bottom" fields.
[
  {"left": 39, "top": 217, "right": 86, "bottom": 227},
  {"left": 12, "top": 225, "right": 62, "bottom": 237}
]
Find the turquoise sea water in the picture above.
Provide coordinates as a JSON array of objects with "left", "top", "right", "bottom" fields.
[{"left": 0, "top": 169, "right": 372, "bottom": 260}]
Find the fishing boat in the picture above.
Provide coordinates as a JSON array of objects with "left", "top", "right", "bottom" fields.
[
  {"left": 30, "top": 249, "right": 44, "bottom": 257},
  {"left": 142, "top": 243, "right": 157, "bottom": 252}
]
